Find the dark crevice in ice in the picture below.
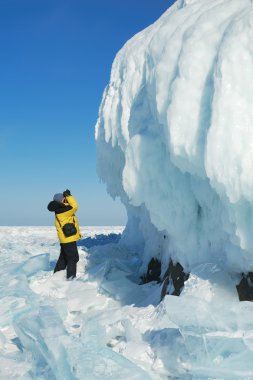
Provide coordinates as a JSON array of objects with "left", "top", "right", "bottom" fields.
[
  {"left": 236, "top": 272, "right": 253, "bottom": 301},
  {"left": 160, "top": 259, "right": 189, "bottom": 300}
]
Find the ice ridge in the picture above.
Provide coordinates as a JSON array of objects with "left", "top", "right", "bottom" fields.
[{"left": 96, "top": 0, "right": 253, "bottom": 274}]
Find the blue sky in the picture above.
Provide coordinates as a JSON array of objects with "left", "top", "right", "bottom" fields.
[{"left": 0, "top": 0, "right": 175, "bottom": 226}]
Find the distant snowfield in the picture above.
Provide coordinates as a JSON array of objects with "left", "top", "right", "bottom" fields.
[{"left": 1, "top": 227, "right": 253, "bottom": 379}]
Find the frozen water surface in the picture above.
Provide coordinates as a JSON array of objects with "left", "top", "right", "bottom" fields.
[{"left": 1, "top": 227, "right": 253, "bottom": 379}]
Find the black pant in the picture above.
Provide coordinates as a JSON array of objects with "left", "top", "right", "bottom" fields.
[{"left": 54, "top": 241, "right": 79, "bottom": 279}]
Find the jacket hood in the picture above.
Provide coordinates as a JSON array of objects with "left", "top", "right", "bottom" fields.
[
  {"left": 47, "top": 200, "right": 72, "bottom": 214},
  {"left": 47, "top": 201, "right": 60, "bottom": 212}
]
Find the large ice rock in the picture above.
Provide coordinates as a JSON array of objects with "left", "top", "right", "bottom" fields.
[{"left": 96, "top": 0, "right": 253, "bottom": 275}]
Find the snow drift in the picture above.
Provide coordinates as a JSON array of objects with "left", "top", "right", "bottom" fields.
[{"left": 96, "top": 0, "right": 253, "bottom": 275}]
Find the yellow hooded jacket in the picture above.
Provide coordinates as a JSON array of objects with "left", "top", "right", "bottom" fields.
[{"left": 48, "top": 195, "right": 81, "bottom": 244}]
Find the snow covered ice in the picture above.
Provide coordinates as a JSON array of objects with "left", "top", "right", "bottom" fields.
[{"left": 1, "top": 227, "right": 253, "bottom": 379}]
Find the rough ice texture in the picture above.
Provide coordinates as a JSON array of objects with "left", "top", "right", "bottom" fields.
[{"left": 96, "top": 0, "right": 253, "bottom": 275}]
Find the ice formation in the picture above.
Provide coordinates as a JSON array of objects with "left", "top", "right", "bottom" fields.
[{"left": 96, "top": 0, "right": 253, "bottom": 274}]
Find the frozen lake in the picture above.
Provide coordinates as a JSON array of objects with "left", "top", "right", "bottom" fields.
[{"left": 1, "top": 227, "right": 253, "bottom": 379}]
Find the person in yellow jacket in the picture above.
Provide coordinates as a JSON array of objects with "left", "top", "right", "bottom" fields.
[{"left": 47, "top": 189, "right": 81, "bottom": 279}]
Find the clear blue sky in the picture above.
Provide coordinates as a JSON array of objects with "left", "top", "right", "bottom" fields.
[{"left": 0, "top": 0, "right": 175, "bottom": 226}]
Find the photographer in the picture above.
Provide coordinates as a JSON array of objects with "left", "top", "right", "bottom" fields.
[{"left": 47, "top": 189, "right": 81, "bottom": 279}]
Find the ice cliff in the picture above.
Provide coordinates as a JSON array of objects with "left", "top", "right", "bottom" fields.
[{"left": 96, "top": 0, "right": 253, "bottom": 277}]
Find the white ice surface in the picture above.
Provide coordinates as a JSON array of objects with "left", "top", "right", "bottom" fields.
[
  {"left": 1, "top": 227, "right": 253, "bottom": 379},
  {"left": 96, "top": 0, "right": 253, "bottom": 275}
]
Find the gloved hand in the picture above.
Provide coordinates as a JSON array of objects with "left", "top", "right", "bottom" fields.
[{"left": 63, "top": 189, "right": 71, "bottom": 197}]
